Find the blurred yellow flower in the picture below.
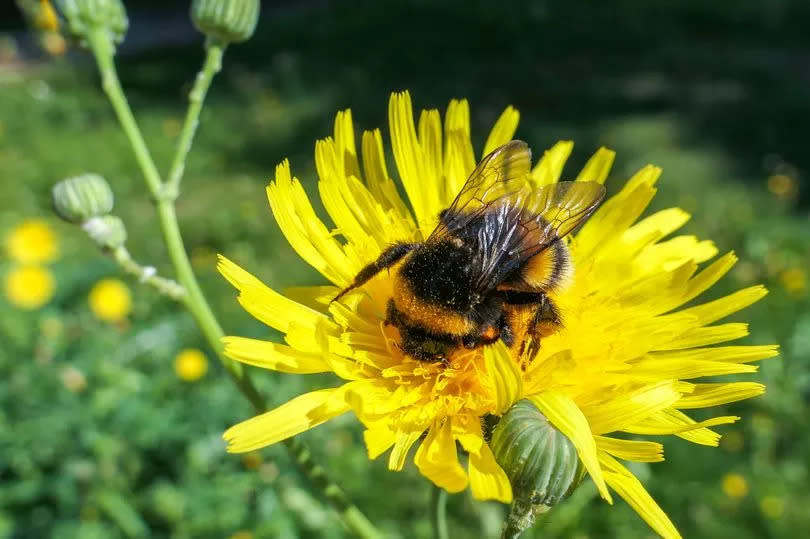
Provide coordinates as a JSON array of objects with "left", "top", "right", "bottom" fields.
[
  {"left": 759, "top": 495, "right": 785, "bottom": 519},
  {"left": 220, "top": 92, "right": 775, "bottom": 539},
  {"left": 227, "top": 531, "right": 253, "bottom": 539},
  {"left": 722, "top": 473, "right": 749, "bottom": 499},
  {"left": 241, "top": 451, "right": 262, "bottom": 470},
  {"left": 4, "top": 265, "right": 55, "bottom": 309},
  {"left": 779, "top": 268, "right": 806, "bottom": 296},
  {"left": 60, "top": 366, "right": 88, "bottom": 393},
  {"left": 766, "top": 174, "right": 797, "bottom": 198},
  {"left": 35, "top": 0, "right": 60, "bottom": 31},
  {"left": 5, "top": 219, "right": 59, "bottom": 264},
  {"left": 88, "top": 278, "right": 132, "bottom": 322},
  {"left": 719, "top": 430, "right": 744, "bottom": 453},
  {"left": 174, "top": 348, "right": 208, "bottom": 382}
]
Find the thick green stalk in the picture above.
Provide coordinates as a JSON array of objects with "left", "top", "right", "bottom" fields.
[
  {"left": 85, "top": 27, "right": 380, "bottom": 539},
  {"left": 431, "top": 486, "right": 449, "bottom": 539},
  {"left": 164, "top": 37, "right": 224, "bottom": 197}
]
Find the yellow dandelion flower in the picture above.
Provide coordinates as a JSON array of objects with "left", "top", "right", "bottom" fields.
[
  {"left": 759, "top": 495, "right": 785, "bottom": 519},
  {"left": 219, "top": 91, "right": 775, "bottom": 538},
  {"left": 721, "top": 473, "right": 749, "bottom": 499},
  {"left": 4, "top": 265, "right": 55, "bottom": 309},
  {"left": 88, "top": 278, "right": 132, "bottom": 323},
  {"left": 5, "top": 219, "right": 59, "bottom": 264},
  {"left": 174, "top": 348, "right": 208, "bottom": 382}
]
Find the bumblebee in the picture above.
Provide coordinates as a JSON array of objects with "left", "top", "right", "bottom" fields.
[{"left": 334, "top": 140, "right": 605, "bottom": 363}]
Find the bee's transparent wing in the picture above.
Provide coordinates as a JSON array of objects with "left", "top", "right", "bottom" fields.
[{"left": 427, "top": 140, "right": 606, "bottom": 293}]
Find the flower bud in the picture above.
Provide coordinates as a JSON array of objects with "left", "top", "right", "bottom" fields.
[
  {"left": 52, "top": 173, "right": 114, "bottom": 224},
  {"left": 82, "top": 215, "right": 127, "bottom": 250},
  {"left": 490, "top": 399, "right": 583, "bottom": 536},
  {"left": 191, "top": 0, "right": 260, "bottom": 43},
  {"left": 58, "top": 0, "right": 128, "bottom": 45}
]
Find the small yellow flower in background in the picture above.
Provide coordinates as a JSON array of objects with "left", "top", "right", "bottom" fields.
[
  {"left": 719, "top": 430, "right": 744, "bottom": 453},
  {"left": 227, "top": 531, "right": 253, "bottom": 539},
  {"left": 779, "top": 268, "right": 806, "bottom": 296},
  {"left": 4, "top": 265, "right": 55, "bottom": 309},
  {"left": 5, "top": 219, "right": 59, "bottom": 264},
  {"left": 722, "top": 473, "right": 749, "bottom": 499},
  {"left": 88, "top": 278, "right": 132, "bottom": 323},
  {"left": 174, "top": 348, "right": 208, "bottom": 382},
  {"left": 218, "top": 91, "right": 776, "bottom": 538},
  {"left": 759, "top": 495, "right": 785, "bottom": 519},
  {"left": 60, "top": 366, "right": 88, "bottom": 393},
  {"left": 766, "top": 173, "right": 797, "bottom": 199},
  {"left": 241, "top": 451, "right": 262, "bottom": 470}
]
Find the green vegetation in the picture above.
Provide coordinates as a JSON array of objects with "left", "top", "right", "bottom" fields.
[{"left": 1, "top": 1, "right": 808, "bottom": 537}]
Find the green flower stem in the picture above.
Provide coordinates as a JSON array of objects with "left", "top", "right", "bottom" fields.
[
  {"left": 164, "top": 37, "right": 225, "bottom": 198},
  {"left": 110, "top": 245, "right": 186, "bottom": 301},
  {"left": 431, "top": 486, "right": 449, "bottom": 539},
  {"left": 85, "top": 27, "right": 381, "bottom": 539}
]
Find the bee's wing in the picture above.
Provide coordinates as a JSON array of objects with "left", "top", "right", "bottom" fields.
[
  {"left": 428, "top": 140, "right": 533, "bottom": 241},
  {"left": 428, "top": 140, "right": 606, "bottom": 293}
]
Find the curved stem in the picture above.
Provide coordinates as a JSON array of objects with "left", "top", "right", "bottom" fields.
[
  {"left": 85, "top": 27, "right": 380, "bottom": 539},
  {"left": 431, "top": 486, "right": 449, "bottom": 539},
  {"left": 164, "top": 37, "right": 225, "bottom": 198},
  {"left": 109, "top": 244, "right": 186, "bottom": 300}
]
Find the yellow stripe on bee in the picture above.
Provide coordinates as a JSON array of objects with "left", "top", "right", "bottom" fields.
[
  {"left": 521, "top": 241, "right": 571, "bottom": 291},
  {"left": 392, "top": 271, "right": 474, "bottom": 336}
]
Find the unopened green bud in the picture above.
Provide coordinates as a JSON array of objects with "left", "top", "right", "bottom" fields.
[
  {"left": 191, "top": 0, "right": 260, "bottom": 43},
  {"left": 58, "top": 0, "right": 128, "bottom": 45},
  {"left": 52, "top": 173, "right": 114, "bottom": 223},
  {"left": 82, "top": 215, "right": 127, "bottom": 250},
  {"left": 490, "top": 399, "right": 583, "bottom": 537}
]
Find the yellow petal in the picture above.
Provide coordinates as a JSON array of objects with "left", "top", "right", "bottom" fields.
[
  {"left": 267, "top": 161, "right": 356, "bottom": 285},
  {"left": 595, "top": 436, "right": 664, "bottom": 463},
  {"left": 679, "top": 285, "right": 768, "bottom": 326},
  {"left": 333, "top": 109, "right": 361, "bottom": 179},
  {"left": 681, "top": 251, "right": 738, "bottom": 303},
  {"left": 361, "top": 128, "right": 414, "bottom": 220},
  {"left": 222, "top": 336, "right": 330, "bottom": 374},
  {"left": 414, "top": 419, "right": 469, "bottom": 492},
  {"left": 599, "top": 452, "right": 682, "bottom": 539},
  {"left": 468, "top": 442, "right": 513, "bottom": 502},
  {"left": 217, "top": 255, "right": 326, "bottom": 333},
  {"left": 388, "top": 430, "right": 422, "bottom": 471},
  {"left": 529, "top": 391, "right": 612, "bottom": 503},
  {"left": 584, "top": 381, "right": 681, "bottom": 435},
  {"left": 675, "top": 382, "right": 766, "bottom": 409},
  {"left": 623, "top": 208, "right": 691, "bottom": 248},
  {"left": 625, "top": 408, "right": 739, "bottom": 446},
  {"left": 484, "top": 341, "right": 523, "bottom": 414},
  {"left": 531, "top": 141, "right": 573, "bottom": 185},
  {"left": 364, "top": 426, "right": 397, "bottom": 459},
  {"left": 658, "top": 323, "right": 749, "bottom": 350},
  {"left": 223, "top": 388, "right": 349, "bottom": 452},
  {"left": 419, "top": 109, "right": 444, "bottom": 194},
  {"left": 629, "top": 358, "right": 759, "bottom": 380},
  {"left": 649, "top": 345, "right": 779, "bottom": 364},
  {"left": 483, "top": 106, "right": 520, "bottom": 155},
  {"left": 576, "top": 147, "right": 616, "bottom": 184},
  {"left": 389, "top": 91, "right": 437, "bottom": 226}
]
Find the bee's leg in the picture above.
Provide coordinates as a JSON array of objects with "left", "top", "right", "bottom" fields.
[
  {"left": 498, "top": 313, "right": 514, "bottom": 347},
  {"left": 522, "top": 297, "right": 561, "bottom": 361},
  {"left": 333, "top": 242, "right": 420, "bottom": 302}
]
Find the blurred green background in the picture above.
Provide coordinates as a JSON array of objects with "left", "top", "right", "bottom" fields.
[{"left": 1, "top": 1, "right": 808, "bottom": 537}]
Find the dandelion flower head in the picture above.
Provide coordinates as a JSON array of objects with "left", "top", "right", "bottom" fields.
[
  {"left": 88, "top": 278, "right": 132, "bottom": 323},
  {"left": 219, "top": 91, "right": 775, "bottom": 538},
  {"left": 5, "top": 218, "right": 59, "bottom": 264},
  {"left": 4, "top": 265, "right": 55, "bottom": 309}
]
